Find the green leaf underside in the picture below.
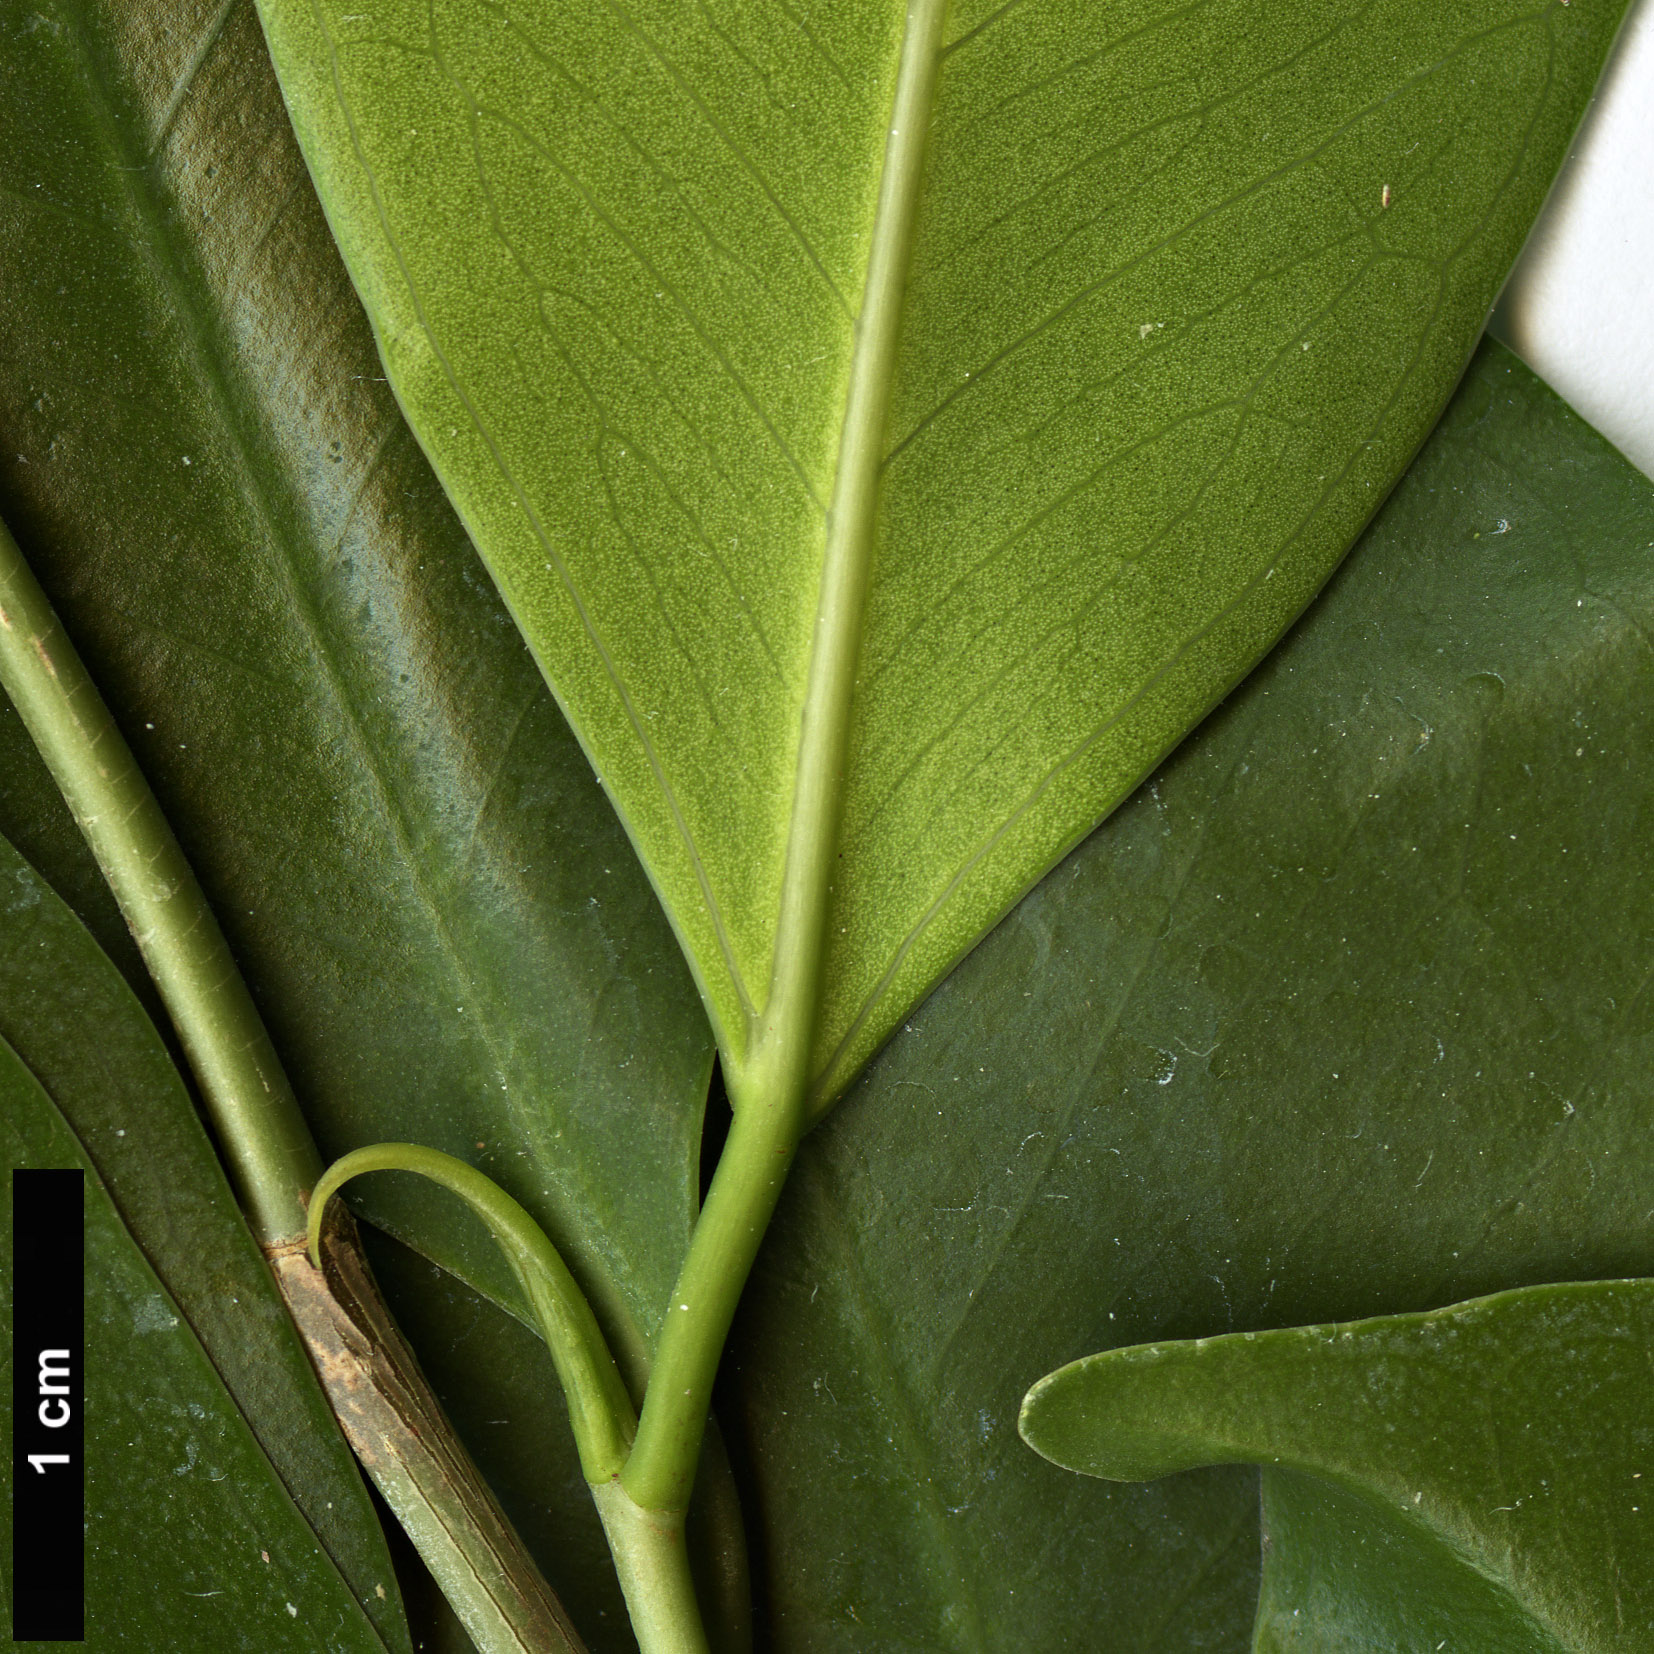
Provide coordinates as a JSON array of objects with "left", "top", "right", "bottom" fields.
[
  {"left": 259, "top": 0, "right": 1626, "bottom": 1108},
  {"left": 0, "top": 0, "right": 711, "bottom": 1370},
  {"left": 1022, "top": 1281, "right": 1654, "bottom": 1651},
  {"left": 0, "top": 962, "right": 395, "bottom": 1648},
  {"left": 0, "top": 832, "right": 410, "bottom": 1650},
  {"left": 726, "top": 344, "right": 1654, "bottom": 1648}
]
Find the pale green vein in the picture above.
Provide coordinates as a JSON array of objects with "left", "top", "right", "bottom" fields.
[
  {"left": 618, "top": 0, "right": 952, "bottom": 1518},
  {"left": 885, "top": 6, "right": 1545, "bottom": 465},
  {"left": 147, "top": 0, "right": 241, "bottom": 157},
  {"left": 850, "top": 239, "right": 1393, "bottom": 811},
  {"left": 741, "top": 0, "right": 951, "bottom": 1092},
  {"left": 587, "top": 0, "right": 854, "bottom": 319}
]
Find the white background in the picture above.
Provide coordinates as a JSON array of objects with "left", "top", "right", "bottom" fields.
[{"left": 1494, "top": 0, "right": 1654, "bottom": 478}]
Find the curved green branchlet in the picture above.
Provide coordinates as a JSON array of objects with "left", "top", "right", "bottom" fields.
[
  {"left": 311, "top": 1146, "right": 712, "bottom": 1652},
  {"left": 0, "top": 513, "right": 320, "bottom": 1245},
  {"left": 309, "top": 1145, "right": 638, "bottom": 1484}
]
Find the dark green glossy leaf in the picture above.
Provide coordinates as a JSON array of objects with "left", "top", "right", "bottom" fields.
[
  {"left": 1022, "top": 1281, "right": 1654, "bottom": 1651},
  {"left": 726, "top": 341, "right": 1654, "bottom": 1648},
  {"left": 0, "top": 832, "right": 409, "bottom": 1648},
  {"left": 257, "top": 0, "right": 1629, "bottom": 1108},
  {"left": 1253, "top": 1469, "right": 1562, "bottom": 1652},
  {"left": 0, "top": 869, "right": 400, "bottom": 1650},
  {"left": 0, "top": 0, "right": 710, "bottom": 1378}
]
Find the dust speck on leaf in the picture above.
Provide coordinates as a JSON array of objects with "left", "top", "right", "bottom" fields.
[{"left": 131, "top": 1293, "right": 178, "bottom": 1335}]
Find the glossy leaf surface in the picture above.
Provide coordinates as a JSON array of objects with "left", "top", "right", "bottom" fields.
[
  {"left": 0, "top": 0, "right": 711, "bottom": 1374},
  {"left": 0, "top": 832, "right": 409, "bottom": 1648},
  {"left": 257, "top": 0, "right": 1627, "bottom": 1104},
  {"left": 726, "top": 343, "right": 1654, "bottom": 1647},
  {"left": 1022, "top": 1281, "right": 1654, "bottom": 1651},
  {"left": 1253, "top": 1468, "right": 1563, "bottom": 1652},
  {"left": 0, "top": 854, "right": 400, "bottom": 1652}
]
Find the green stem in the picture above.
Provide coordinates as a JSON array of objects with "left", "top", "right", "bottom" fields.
[
  {"left": 591, "top": 1481, "right": 710, "bottom": 1654},
  {"left": 621, "top": 1084, "right": 799, "bottom": 1513},
  {"left": 1, "top": 513, "right": 591, "bottom": 1649},
  {"left": 0, "top": 513, "right": 319, "bottom": 1243},
  {"left": 311, "top": 1148, "right": 720, "bottom": 1653}
]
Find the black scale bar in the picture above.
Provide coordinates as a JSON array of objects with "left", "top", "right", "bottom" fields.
[{"left": 11, "top": 1168, "right": 84, "bottom": 1643}]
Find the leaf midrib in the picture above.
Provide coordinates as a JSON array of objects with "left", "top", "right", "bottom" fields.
[
  {"left": 804, "top": 3, "right": 1564, "bottom": 1107},
  {"left": 743, "top": 0, "right": 950, "bottom": 1098}
]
